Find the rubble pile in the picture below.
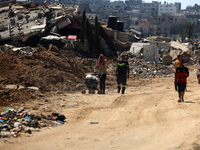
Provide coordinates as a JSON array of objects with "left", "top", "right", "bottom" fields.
[
  {"left": 0, "top": 2, "right": 77, "bottom": 45},
  {"left": 0, "top": 43, "right": 37, "bottom": 56},
  {"left": 0, "top": 45, "right": 98, "bottom": 106},
  {"left": 0, "top": 46, "right": 87, "bottom": 91},
  {"left": 0, "top": 107, "right": 66, "bottom": 139},
  {"left": 192, "top": 42, "right": 200, "bottom": 63},
  {"left": 129, "top": 57, "right": 174, "bottom": 78}
]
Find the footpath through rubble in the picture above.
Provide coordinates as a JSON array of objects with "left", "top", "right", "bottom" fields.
[{"left": 0, "top": 44, "right": 175, "bottom": 142}]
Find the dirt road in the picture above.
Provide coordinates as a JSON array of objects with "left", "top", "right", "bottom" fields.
[{"left": 1, "top": 74, "right": 200, "bottom": 150}]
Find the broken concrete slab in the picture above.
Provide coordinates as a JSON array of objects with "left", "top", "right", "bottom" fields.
[
  {"left": 129, "top": 43, "right": 149, "bottom": 55},
  {"left": 170, "top": 49, "right": 182, "bottom": 61},
  {"left": 57, "top": 18, "right": 71, "bottom": 29},
  {"left": 162, "top": 54, "right": 172, "bottom": 65},
  {"left": 170, "top": 41, "right": 189, "bottom": 53}
]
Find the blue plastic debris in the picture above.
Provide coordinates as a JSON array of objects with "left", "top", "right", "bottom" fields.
[
  {"left": 56, "top": 120, "right": 64, "bottom": 124},
  {"left": 24, "top": 116, "right": 32, "bottom": 122}
]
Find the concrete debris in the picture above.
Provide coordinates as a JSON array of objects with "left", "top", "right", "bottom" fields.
[
  {"left": 129, "top": 57, "right": 174, "bottom": 78},
  {"left": 115, "top": 40, "right": 131, "bottom": 52},
  {"left": 162, "top": 54, "right": 172, "bottom": 65},
  {"left": 126, "top": 39, "right": 200, "bottom": 65},
  {"left": 170, "top": 41, "right": 189, "bottom": 53},
  {"left": 170, "top": 49, "right": 182, "bottom": 61},
  {"left": 129, "top": 43, "right": 149, "bottom": 55},
  {"left": 40, "top": 35, "right": 66, "bottom": 49},
  {"left": 147, "top": 36, "right": 171, "bottom": 42},
  {"left": 0, "top": 44, "right": 37, "bottom": 56},
  {"left": 0, "top": 1, "right": 78, "bottom": 45},
  {"left": 120, "top": 51, "right": 174, "bottom": 78}
]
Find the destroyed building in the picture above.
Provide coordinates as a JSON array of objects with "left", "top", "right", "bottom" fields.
[{"left": 0, "top": 1, "right": 80, "bottom": 45}]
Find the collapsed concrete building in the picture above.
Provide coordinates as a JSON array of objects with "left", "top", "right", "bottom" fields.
[
  {"left": 128, "top": 36, "right": 196, "bottom": 65},
  {"left": 0, "top": 1, "right": 79, "bottom": 45}
]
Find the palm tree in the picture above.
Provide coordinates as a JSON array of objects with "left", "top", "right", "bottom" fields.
[{"left": 182, "top": 22, "right": 195, "bottom": 40}]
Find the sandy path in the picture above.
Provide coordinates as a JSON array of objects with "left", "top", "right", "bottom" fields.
[{"left": 1, "top": 75, "right": 200, "bottom": 150}]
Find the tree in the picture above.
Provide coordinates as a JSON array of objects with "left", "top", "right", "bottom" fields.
[
  {"left": 181, "top": 22, "right": 195, "bottom": 40},
  {"left": 94, "top": 16, "right": 103, "bottom": 55},
  {"left": 86, "top": 19, "right": 96, "bottom": 55},
  {"left": 99, "top": 25, "right": 117, "bottom": 57},
  {"left": 80, "top": 9, "right": 86, "bottom": 44},
  {"left": 170, "top": 23, "right": 184, "bottom": 35}
]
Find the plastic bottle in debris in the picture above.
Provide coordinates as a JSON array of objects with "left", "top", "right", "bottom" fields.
[
  {"left": 18, "top": 107, "right": 24, "bottom": 113},
  {"left": 14, "top": 122, "right": 20, "bottom": 128}
]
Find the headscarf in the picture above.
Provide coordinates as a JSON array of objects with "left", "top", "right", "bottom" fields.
[{"left": 96, "top": 55, "right": 107, "bottom": 68}]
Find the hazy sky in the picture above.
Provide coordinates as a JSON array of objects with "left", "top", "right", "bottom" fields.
[{"left": 110, "top": 0, "right": 200, "bottom": 9}]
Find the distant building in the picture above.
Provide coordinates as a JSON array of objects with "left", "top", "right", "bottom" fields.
[
  {"left": 127, "top": 10, "right": 140, "bottom": 24},
  {"left": 154, "top": 13, "right": 185, "bottom": 24},
  {"left": 175, "top": 2, "right": 181, "bottom": 13},
  {"left": 125, "top": 0, "right": 142, "bottom": 9},
  {"left": 134, "top": 19, "right": 157, "bottom": 36},
  {"left": 140, "top": 1, "right": 160, "bottom": 16},
  {"left": 158, "top": 2, "right": 177, "bottom": 15},
  {"left": 183, "top": 10, "right": 200, "bottom": 25},
  {"left": 186, "top": 4, "right": 200, "bottom": 11},
  {"left": 154, "top": 13, "right": 186, "bottom": 35},
  {"left": 86, "top": 13, "right": 96, "bottom": 20},
  {"left": 125, "top": 0, "right": 142, "bottom": 6}
]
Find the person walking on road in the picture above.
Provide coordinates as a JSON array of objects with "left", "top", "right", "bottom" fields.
[
  {"left": 94, "top": 54, "right": 109, "bottom": 94},
  {"left": 116, "top": 55, "right": 129, "bottom": 94},
  {"left": 174, "top": 55, "right": 181, "bottom": 91},
  {"left": 196, "top": 59, "right": 200, "bottom": 84},
  {"left": 176, "top": 59, "right": 189, "bottom": 102}
]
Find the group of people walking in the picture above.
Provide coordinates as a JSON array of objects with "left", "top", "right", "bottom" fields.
[
  {"left": 94, "top": 53, "right": 199, "bottom": 101},
  {"left": 174, "top": 55, "right": 200, "bottom": 102},
  {"left": 94, "top": 54, "right": 129, "bottom": 94}
]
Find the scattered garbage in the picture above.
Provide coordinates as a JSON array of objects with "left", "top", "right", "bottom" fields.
[
  {"left": 69, "top": 106, "right": 75, "bottom": 108},
  {"left": 39, "top": 35, "right": 66, "bottom": 49},
  {"left": 0, "top": 107, "right": 66, "bottom": 140},
  {"left": 90, "top": 122, "right": 99, "bottom": 124}
]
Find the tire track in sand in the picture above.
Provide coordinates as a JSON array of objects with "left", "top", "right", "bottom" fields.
[
  {"left": 110, "top": 95, "right": 128, "bottom": 108},
  {"left": 75, "top": 95, "right": 129, "bottom": 120}
]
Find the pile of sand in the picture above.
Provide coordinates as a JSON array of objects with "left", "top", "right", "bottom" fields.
[{"left": 0, "top": 46, "right": 97, "bottom": 106}]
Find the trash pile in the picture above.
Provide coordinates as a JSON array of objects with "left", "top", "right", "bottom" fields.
[
  {"left": 0, "top": 107, "right": 66, "bottom": 139},
  {"left": 129, "top": 57, "right": 174, "bottom": 78}
]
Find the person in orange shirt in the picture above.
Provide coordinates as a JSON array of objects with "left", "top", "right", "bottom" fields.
[{"left": 174, "top": 55, "right": 181, "bottom": 91}]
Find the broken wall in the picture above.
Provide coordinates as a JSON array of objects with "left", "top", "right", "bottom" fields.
[{"left": 143, "top": 42, "right": 159, "bottom": 63}]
